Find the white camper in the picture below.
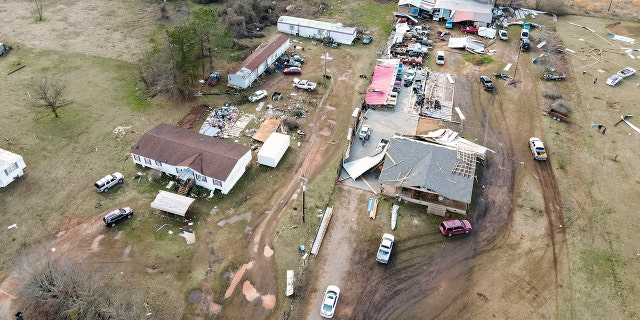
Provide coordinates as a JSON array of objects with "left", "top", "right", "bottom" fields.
[
  {"left": 258, "top": 133, "right": 291, "bottom": 167},
  {"left": 0, "top": 148, "right": 26, "bottom": 188}
]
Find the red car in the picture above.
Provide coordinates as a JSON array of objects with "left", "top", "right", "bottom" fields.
[
  {"left": 401, "top": 57, "right": 423, "bottom": 65},
  {"left": 461, "top": 26, "right": 479, "bottom": 34},
  {"left": 439, "top": 220, "right": 472, "bottom": 236},
  {"left": 283, "top": 67, "right": 302, "bottom": 75}
]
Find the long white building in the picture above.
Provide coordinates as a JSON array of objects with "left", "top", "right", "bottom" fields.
[{"left": 277, "top": 16, "right": 358, "bottom": 45}]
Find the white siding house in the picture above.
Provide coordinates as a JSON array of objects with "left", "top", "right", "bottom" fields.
[
  {"left": 130, "top": 124, "right": 252, "bottom": 195},
  {"left": 277, "top": 16, "right": 358, "bottom": 45},
  {"left": 227, "top": 34, "right": 290, "bottom": 89},
  {"left": 0, "top": 148, "right": 26, "bottom": 188}
]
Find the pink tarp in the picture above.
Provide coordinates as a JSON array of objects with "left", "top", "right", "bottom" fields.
[{"left": 364, "top": 63, "right": 398, "bottom": 105}]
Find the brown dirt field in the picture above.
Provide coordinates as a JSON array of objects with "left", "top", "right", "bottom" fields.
[{"left": 2, "top": 1, "right": 640, "bottom": 319}]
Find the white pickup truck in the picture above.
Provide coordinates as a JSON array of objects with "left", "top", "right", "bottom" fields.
[
  {"left": 292, "top": 78, "right": 317, "bottom": 91},
  {"left": 376, "top": 233, "right": 394, "bottom": 264}
]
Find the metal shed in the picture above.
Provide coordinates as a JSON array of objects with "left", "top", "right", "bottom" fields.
[{"left": 277, "top": 16, "right": 358, "bottom": 45}]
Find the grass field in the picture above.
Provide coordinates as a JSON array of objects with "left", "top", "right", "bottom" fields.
[{"left": 2, "top": 0, "right": 640, "bottom": 319}]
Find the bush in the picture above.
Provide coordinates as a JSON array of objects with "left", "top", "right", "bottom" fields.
[
  {"left": 543, "top": 87, "right": 563, "bottom": 99},
  {"left": 18, "top": 257, "right": 143, "bottom": 319},
  {"left": 282, "top": 116, "right": 300, "bottom": 130}
]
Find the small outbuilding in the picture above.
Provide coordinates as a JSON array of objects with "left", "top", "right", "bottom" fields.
[
  {"left": 228, "top": 34, "right": 290, "bottom": 89},
  {"left": 257, "top": 132, "right": 290, "bottom": 168},
  {"left": 0, "top": 148, "right": 26, "bottom": 188},
  {"left": 277, "top": 16, "right": 358, "bottom": 45}
]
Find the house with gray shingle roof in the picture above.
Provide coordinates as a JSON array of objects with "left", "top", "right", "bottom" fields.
[
  {"left": 379, "top": 135, "right": 482, "bottom": 216},
  {"left": 130, "top": 123, "right": 252, "bottom": 194}
]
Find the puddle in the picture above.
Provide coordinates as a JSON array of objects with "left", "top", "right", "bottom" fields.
[
  {"left": 263, "top": 245, "right": 274, "bottom": 258},
  {"left": 242, "top": 280, "right": 260, "bottom": 301},
  {"left": 262, "top": 295, "right": 276, "bottom": 310},
  {"left": 217, "top": 212, "right": 251, "bottom": 227},
  {"left": 224, "top": 261, "right": 254, "bottom": 298}
]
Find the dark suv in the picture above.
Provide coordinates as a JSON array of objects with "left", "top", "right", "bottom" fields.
[
  {"left": 479, "top": 76, "right": 494, "bottom": 91},
  {"left": 103, "top": 207, "right": 133, "bottom": 227},
  {"left": 520, "top": 38, "right": 531, "bottom": 51}
]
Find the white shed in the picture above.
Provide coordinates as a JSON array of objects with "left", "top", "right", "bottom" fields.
[
  {"left": 258, "top": 133, "right": 291, "bottom": 167},
  {"left": 0, "top": 148, "right": 26, "bottom": 188},
  {"left": 277, "top": 16, "right": 358, "bottom": 45},
  {"left": 228, "top": 34, "right": 290, "bottom": 89}
]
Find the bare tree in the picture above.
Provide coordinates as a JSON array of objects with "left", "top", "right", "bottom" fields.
[
  {"left": 34, "top": 0, "right": 44, "bottom": 21},
  {"left": 34, "top": 78, "right": 68, "bottom": 117}
]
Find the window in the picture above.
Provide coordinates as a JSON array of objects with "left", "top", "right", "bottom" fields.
[
  {"left": 143, "top": 158, "right": 151, "bottom": 165},
  {"left": 201, "top": 176, "right": 207, "bottom": 182},
  {"left": 213, "top": 179, "right": 222, "bottom": 187},
  {"left": 4, "top": 162, "right": 18, "bottom": 176},
  {"left": 133, "top": 155, "right": 140, "bottom": 161},
  {"left": 155, "top": 160, "right": 162, "bottom": 166}
]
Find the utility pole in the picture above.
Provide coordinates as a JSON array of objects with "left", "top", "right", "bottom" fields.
[
  {"left": 323, "top": 50, "right": 328, "bottom": 88},
  {"left": 300, "top": 175, "right": 308, "bottom": 223}
]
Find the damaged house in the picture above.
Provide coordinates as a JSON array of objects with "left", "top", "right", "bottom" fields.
[{"left": 379, "top": 133, "right": 489, "bottom": 216}]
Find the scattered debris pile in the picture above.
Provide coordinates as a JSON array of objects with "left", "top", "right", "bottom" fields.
[{"left": 199, "top": 103, "right": 240, "bottom": 136}]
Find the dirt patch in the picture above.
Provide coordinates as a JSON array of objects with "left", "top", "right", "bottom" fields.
[{"left": 0, "top": 0, "right": 158, "bottom": 62}]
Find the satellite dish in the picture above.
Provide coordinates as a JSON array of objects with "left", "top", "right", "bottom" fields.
[{"left": 438, "top": 195, "right": 444, "bottom": 201}]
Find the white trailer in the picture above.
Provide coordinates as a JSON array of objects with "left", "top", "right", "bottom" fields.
[
  {"left": 478, "top": 27, "right": 496, "bottom": 39},
  {"left": 258, "top": 133, "right": 291, "bottom": 167},
  {"left": 277, "top": 16, "right": 358, "bottom": 45},
  {"left": 0, "top": 148, "right": 26, "bottom": 188}
]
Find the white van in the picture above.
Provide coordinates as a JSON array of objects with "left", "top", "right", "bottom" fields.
[{"left": 436, "top": 51, "right": 445, "bottom": 65}]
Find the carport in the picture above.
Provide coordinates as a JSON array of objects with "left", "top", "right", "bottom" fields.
[{"left": 151, "top": 190, "right": 195, "bottom": 217}]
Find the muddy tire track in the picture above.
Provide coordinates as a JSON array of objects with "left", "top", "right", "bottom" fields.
[{"left": 533, "top": 160, "right": 573, "bottom": 317}]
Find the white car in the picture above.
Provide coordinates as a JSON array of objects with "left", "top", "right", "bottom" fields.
[
  {"left": 292, "top": 78, "right": 317, "bottom": 91},
  {"left": 376, "top": 233, "right": 395, "bottom": 264},
  {"left": 499, "top": 29, "right": 508, "bottom": 41},
  {"left": 94, "top": 172, "right": 124, "bottom": 193},
  {"left": 403, "top": 69, "right": 416, "bottom": 82},
  {"left": 320, "top": 285, "right": 340, "bottom": 318},
  {"left": 529, "top": 137, "right": 548, "bottom": 161},
  {"left": 248, "top": 90, "right": 267, "bottom": 102},
  {"left": 606, "top": 74, "right": 623, "bottom": 86}
]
